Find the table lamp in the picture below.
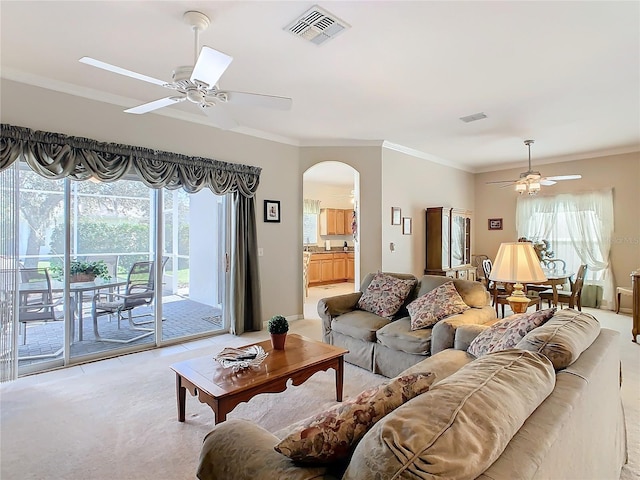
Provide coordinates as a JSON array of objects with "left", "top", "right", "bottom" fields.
[{"left": 489, "top": 242, "right": 548, "bottom": 314}]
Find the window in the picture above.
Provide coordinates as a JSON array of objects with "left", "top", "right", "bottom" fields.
[
  {"left": 516, "top": 190, "right": 614, "bottom": 308},
  {"left": 303, "top": 213, "right": 318, "bottom": 245}
]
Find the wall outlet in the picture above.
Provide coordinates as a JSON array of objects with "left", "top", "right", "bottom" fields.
[{"left": 258, "top": 248, "right": 264, "bottom": 257}]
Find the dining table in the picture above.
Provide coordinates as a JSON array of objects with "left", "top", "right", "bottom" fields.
[
  {"left": 19, "top": 276, "right": 128, "bottom": 342},
  {"left": 531, "top": 269, "right": 575, "bottom": 307}
]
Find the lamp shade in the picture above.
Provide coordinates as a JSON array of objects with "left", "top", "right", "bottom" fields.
[{"left": 489, "top": 242, "right": 547, "bottom": 283}]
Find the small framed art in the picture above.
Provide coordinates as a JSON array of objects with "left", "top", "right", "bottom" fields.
[
  {"left": 402, "top": 217, "right": 412, "bottom": 235},
  {"left": 488, "top": 218, "right": 503, "bottom": 230},
  {"left": 264, "top": 200, "right": 281, "bottom": 223},
  {"left": 391, "top": 207, "right": 402, "bottom": 225}
]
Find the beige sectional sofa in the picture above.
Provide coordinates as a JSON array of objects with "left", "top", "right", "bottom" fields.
[
  {"left": 318, "top": 273, "right": 497, "bottom": 377},
  {"left": 197, "top": 309, "right": 627, "bottom": 480}
]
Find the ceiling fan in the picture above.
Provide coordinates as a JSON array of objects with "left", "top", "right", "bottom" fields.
[
  {"left": 79, "top": 11, "right": 292, "bottom": 130},
  {"left": 487, "top": 140, "right": 582, "bottom": 195}
]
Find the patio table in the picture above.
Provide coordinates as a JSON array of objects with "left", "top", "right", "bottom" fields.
[{"left": 20, "top": 277, "right": 128, "bottom": 342}]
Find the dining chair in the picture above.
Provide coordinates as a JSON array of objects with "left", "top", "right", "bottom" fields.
[
  {"left": 482, "top": 259, "right": 506, "bottom": 305},
  {"left": 91, "top": 259, "right": 165, "bottom": 343},
  {"left": 473, "top": 255, "right": 490, "bottom": 287},
  {"left": 540, "top": 264, "right": 587, "bottom": 310}
]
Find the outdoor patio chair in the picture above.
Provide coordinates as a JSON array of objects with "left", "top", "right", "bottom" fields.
[
  {"left": 91, "top": 259, "right": 164, "bottom": 343},
  {"left": 18, "top": 267, "right": 64, "bottom": 358}
]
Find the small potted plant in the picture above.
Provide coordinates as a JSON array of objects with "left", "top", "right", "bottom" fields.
[
  {"left": 50, "top": 259, "right": 111, "bottom": 283},
  {"left": 267, "top": 315, "right": 289, "bottom": 350}
]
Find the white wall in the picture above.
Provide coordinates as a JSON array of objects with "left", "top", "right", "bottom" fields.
[{"left": 381, "top": 148, "right": 475, "bottom": 277}]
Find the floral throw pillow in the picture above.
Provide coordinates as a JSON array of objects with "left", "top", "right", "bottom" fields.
[
  {"left": 467, "top": 307, "right": 557, "bottom": 358},
  {"left": 357, "top": 272, "right": 416, "bottom": 319},
  {"left": 407, "top": 281, "right": 470, "bottom": 331},
  {"left": 274, "top": 371, "right": 434, "bottom": 464}
]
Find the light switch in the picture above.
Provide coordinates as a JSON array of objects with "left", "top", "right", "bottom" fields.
[{"left": 258, "top": 248, "right": 264, "bottom": 257}]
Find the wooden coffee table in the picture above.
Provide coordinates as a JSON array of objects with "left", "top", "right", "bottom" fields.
[{"left": 170, "top": 334, "right": 348, "bottom": 424}]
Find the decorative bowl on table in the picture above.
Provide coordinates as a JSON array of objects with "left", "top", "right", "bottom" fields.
[{"left": 214, "top": 345, "right": 268, "bottom": 371}]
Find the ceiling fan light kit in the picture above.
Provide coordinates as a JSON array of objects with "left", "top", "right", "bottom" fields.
[
  {"left": 487, "top": 139, "right": 582, "bottom": 195},
  {"left": 78, "top": 10, "right": 292, "bottom": 130}
]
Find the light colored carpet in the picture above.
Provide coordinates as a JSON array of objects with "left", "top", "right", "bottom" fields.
[{"left": 1, "top": 305, "right": 638, "bottom": 480}]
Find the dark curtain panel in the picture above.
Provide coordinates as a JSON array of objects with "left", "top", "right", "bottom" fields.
[{"left": 230, "top": 192, "right": 262, "bottom": 334}]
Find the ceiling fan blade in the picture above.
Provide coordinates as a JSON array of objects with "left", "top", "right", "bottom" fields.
[
  {"left": 125, "top": 96, "right": 185, "bottom": 114},
  {"left": 198, "top": 104, "right": 238, "bottom": 130},
  {"left": 544, "top": 175, "right": 582, "bottom": 181},
  {"left": 190, "top": 46, "right": 233, "bottom": 88},
  {"left": 79, "top": 57, "right": 168, "bottom": 87},
  {"left": 540, "top": 179, "right": 557, "bottom": 186},
  {"left": 486, "top": 180, "right": 517, "bottom": 185},
  {"left": 225, "top": 91, "right": 293, "bottom": 110}
]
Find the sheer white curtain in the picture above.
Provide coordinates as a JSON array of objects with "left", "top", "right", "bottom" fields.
[{"left": 516, "top": 190, "right": 614, "bottom": 308}]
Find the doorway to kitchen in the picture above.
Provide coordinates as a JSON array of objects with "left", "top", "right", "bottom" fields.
[{"left": 302, "top": 162, "right": 359, "bottom": 319}]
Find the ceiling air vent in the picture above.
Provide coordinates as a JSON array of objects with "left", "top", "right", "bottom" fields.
[
  {"left": 285, "top": 5, "right": 350, "bottom": 45},
  {"left": 460, "top": 112, "right": 488, "bottom": 123}
]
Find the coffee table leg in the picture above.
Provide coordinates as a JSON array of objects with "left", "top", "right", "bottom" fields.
[
  {"left": 176, "top": 373, "right": 186, "bottom": 422},
  {"left": 335, "top": 356, "right": 344, "bottom": 402}
]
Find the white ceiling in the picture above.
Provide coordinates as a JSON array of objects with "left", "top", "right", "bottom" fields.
[{"left": 1, "top": 1, "right": 639, "bottom": 173}]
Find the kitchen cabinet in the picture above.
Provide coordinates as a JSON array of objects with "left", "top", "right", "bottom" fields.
[
  {"left": 333, "top": 253, "right": 347, "bottom": 279},
  {"left": 336, "top": 210, "right": 345, "bottom": 235},
  {"left": 425, "top": 207, "right": 475, "bottom": 280},
  {"left": 320, "top": 208, "right": 353, "bottom": 236},
  {"left": 320, "top": 209, "right": 337, "bottom": 235},
  {"left": 320, "top": 255, "right": 334, "bottom": 281},
  {"left": 347, "top": 253, "right": 355, "bottom": 281},
  {"left": 344, "top": 209, "right": 354, "bottom": 236},
  {"left": 308, "top": 256, "right": 322, "bottom": 284},
  {"left": 308, "top": 252, "right": 354, "bottom": 286}
]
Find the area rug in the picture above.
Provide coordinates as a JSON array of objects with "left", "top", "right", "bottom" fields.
[{"left": 0, "top": 340, "right": 385, "bottom": 480}]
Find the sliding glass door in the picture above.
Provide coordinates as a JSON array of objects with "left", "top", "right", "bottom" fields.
[
  {"left": 1, "top": 160, "right": 228, "bottom": 378},
  {"left": 161, "top": 188, "right": 227, "bottom": 341}
]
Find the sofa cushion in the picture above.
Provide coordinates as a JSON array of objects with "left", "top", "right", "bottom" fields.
[
  {"left": 274, "top": 371, "right": 435, "bottom": 464},
  {"left": 376, "top": 318, "right": 433, "bottom": 355},
  {"left": 342, "top": 350, "right": 555, "bottom": 480},
  {"left": 515, "top": 308, "right": 600, "bottom": 370},
  {"left": 357, "top": 272, "right": 417, "bottom": 319},
  {"left": 452, "top": 278, "right": 491, "bottom": 307},
  {"left": 331, "top": 310, "right": 391, "bottom": 342},
  {"left": 467, "top": 308, "right": 556, "bottom": 358},
  {"left": 407, "top": 281, "right": 470, "bottom": 331}
]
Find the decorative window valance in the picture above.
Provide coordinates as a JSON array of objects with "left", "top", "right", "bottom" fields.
[
  {"left": 0, "top": 124, "right": 261, "bottom": 197},
  {"left": 303, "top": 199, "right": 321, "bottom": 214}
]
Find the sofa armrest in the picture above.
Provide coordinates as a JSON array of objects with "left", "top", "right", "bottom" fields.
[
  {"left": 317, "top": 292, "right": 362, "bottom": 342},
  {"left": 431, "top": 306, "right": 496, "bottom": 355},
  {"left": 454, "top": 324, "right": 491, "bottom": 351},
  {"left": 197, "top": 419, "right": 329, "bottom": 480}
]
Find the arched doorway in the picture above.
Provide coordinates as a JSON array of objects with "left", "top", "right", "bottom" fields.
[{"left": 302, "top": 161, "right": 360, "bottom": 319}]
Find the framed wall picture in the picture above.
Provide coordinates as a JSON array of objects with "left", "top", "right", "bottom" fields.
[
  {"left": 402, "top": 217, "right": 412, "bottom": 235},
  {"left": 391, "top": 207, "right": 402, "bottom": 225},
  {"left": 488, "top": 218, "right": 503, "bottom": 230},
  {"left": 264, "top": 200, "right": 281, "bottom": 223}
]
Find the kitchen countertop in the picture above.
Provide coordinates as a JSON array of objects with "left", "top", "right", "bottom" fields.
[{"left": 306, "top": 248, "right": 355, "bottom": 253}]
